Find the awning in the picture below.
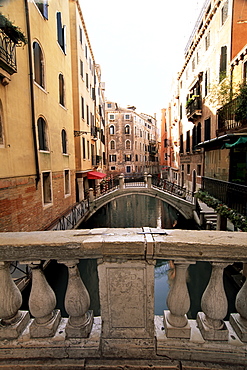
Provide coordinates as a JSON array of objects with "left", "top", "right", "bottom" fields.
[
  {"left": 87, "top": 171, "right": 106, "bottom": 180},
  {"left": 221, "top": 136, "right": 247, "bottom": 149}
]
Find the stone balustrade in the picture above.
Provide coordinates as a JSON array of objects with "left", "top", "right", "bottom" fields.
[{"left": 0, "top": 228, "right": 246, "bottom": 369}]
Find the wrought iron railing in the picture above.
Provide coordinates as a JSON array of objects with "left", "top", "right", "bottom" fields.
[
  {"left": 217, "top": 97, "right": 247, "bottom": 134},
  {"left": 186, "top": 96, "right": 202, "bottom": 118},
  {"left": 202, "top": 176, "right": 247, "bottom": 216},
  {"left": 152, "top": 176, "right": 194, "bottom": 202},
  {"left": 0, "top": 29, "right": 17, "bottom": 74}
]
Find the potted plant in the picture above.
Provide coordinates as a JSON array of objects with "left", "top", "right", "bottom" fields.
[{"left": 0, "top": 13, "right": 27, "bottom": 45}]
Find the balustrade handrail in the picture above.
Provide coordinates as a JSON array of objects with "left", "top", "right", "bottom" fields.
[{"left": 0, "top": 229, "right": 246, "bottom": 262}]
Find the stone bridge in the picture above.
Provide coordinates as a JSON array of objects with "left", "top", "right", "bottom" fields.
[{"left": 80, "top": 175, "right": 196, "bottom": 225}]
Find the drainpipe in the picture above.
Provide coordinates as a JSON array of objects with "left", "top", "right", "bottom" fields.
[{"left": 24, "top": 0, "right": 40, "bottom": 188}]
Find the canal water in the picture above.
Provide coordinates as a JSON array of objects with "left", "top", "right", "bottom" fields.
[{"left": 23, "top": 195, "right": 239, "bottom": 319}]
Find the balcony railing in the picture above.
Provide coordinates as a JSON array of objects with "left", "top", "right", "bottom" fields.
[
  {"left": 186, "top": 96, "right": 202, "bottom": 120},
  {"left": 0, "top": 29, "right": 17, "bottom": 74},
  {"left": 202, "top": 176, "right": 247, "bottom": 216},
  {"left": 217, "top": 97, "right": 247, "bottom": 134},
  {"left": 0, "top": 229, "right": 247, "bottom": 368}
]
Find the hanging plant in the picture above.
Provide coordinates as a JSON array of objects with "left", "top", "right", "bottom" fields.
[
  {"left": 0, "top": 13, "right": 27, "bottom": 45},
  {"left": 196, "top": 189, "right": 247, "bottom": 232}
]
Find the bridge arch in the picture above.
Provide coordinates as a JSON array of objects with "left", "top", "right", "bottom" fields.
[{"left": 80, "top": 187, "right": 195, "bottom": 224}]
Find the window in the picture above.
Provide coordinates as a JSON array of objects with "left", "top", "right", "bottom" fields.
[
  {"left": 180, "top": 134, "right": 184, "bottom": 154},
  {"left": 86, "top": 73, "right": 89, "bottom": 89},
  {"left": 87, "top": 140, "right": 90, "bottom": 159},
  {"left": 126, "top": 166, "right": 131, "bottom": 173},
  {"left": 109, "top": 154, "right": 116, "bottom": 162},
  {"left": 110, "top": 166, "right": 116, "bottom": 171},
  {"left": 81, "top": 97, "right": 84, "bottom": 119},
  {"left": 0, "top": 103, "right": 4, "bottom": 147},
  {"left": 135, "top": 154, "right": 138, "bottom": 161},
  {"left": 125, "top": 140, "right": 131, "bottom": 150},
  {"left": 110, "top": 140, "right": 115, "bottom": 150},
  {"left": 33, "top": 42, "right": 44, "bottom": 88},
  {"left": 85, "top": 44, "right": 88, "bottom": 59},
  {"left": 219, "top": 46, "right": 227, "bottom": 82},
  {"left": 56, "top": 12, "right": 66, "bottom": 54},
  {"left": 109, "top": 114, "right": 115, "bottom": 120},
  {"left": 86, "top": 105, "right": 89, "bottom": 125},
  {"left": 125, "top": 154, "right": 131, "bottom": 161},
  {"left": 205, "top": 69, "right": 209, "bottom": 96},
  {"left": 243, "top": 61, "right": 247, "bottom": 83},
  {"left": 42, "top": 171, "right": 52, "bottom": 205},
  {"left": 109, "top": 125, "right": 115, "bottom": 135},
  {"left": 187, "top": 164, "right": 190, "bottom": 175},
  {"left": 35, "top": 0, "right": 48, "bottom": 19},
  {"left": 107, "top": 103, "right": 112, "bottom": 108},
  {"left": 197, "top": 164, "right": 202, "bottom": 176},
  {"left": 37, "top": 117, "right": 49, "bottom": 151},
  {"left": 186, "top": 130, "right": 190, "bottom": 153},
  {"left": 80, "top": 60, "right": 83, "bottom": 79},
  {"left": 82, "top": 137, "right": 86, "bottom": 159},
  {"left": 197, "top": 122, "right": 201, "bottom": 144},
  {"left": 64, "top": 169, "right": 70, "bottom": 195},
  {"left": 221, "top": 1, "right": 228, "bottom": 25},
  {"left": 125, "top": 114, "right": 130, "bottom": 120},
  {"left": 205, "top": 31, "right": 210, "bottom": 51},
  {"left": 125, "top": 124, "right": 130, "bottom": 134},
  {"left": 59, "top": 73, "right": 65, "bottom": 106},
  {"left": 61, "top": 129, "right": 67, "bottom": 154},
  {"left": 79, "top": 26, "right": 83, "bottom": 45},
  {"left": 204, "top": 118, "right": 211, "bottom": 141}
]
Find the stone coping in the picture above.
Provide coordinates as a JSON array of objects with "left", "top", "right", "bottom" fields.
[{"left": 0, "top": 228, "right": 246, "bottom": 262}]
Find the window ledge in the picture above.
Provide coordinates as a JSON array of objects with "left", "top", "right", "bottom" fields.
[
  {"left": 34, "top": 81, "right": 47, "bottom": 94},
  {"left": 39, "top": 150, "right": 50, "bottom": 154}
]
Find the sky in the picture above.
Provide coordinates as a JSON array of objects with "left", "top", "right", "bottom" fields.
[{"left": 79, "top": 0, "right": 206, "bottom": 119}]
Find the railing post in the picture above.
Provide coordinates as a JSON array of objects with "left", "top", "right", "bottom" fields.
[
  {"left": 144, "top": 172, "right": 148, "bottom": 184},
  {"left": 230, "top": 263, "right": 247, "bottom": 342},
  {"left": 147, "top": 174, "right": 152, "bottom": 189},
  {"left": 89, "top": 188, "right": 94, "bottom": 202},
  {"left": 28, "top": 261, "right": 61, "bottom": 338},
  {"left": 197, "top": 262, "right": 229, "bottom": 340},
  {"left": 0, "top": 262, "right": 30, "bottom": 339},
  {"left": 164, "top": 261, "right": 192, "bottom": 338},
  {"left": 119, "top": 174, "right": 124, "bottom": 190},
  {"left": 61, "top": 260, "right": 93, "bottom": 338}
]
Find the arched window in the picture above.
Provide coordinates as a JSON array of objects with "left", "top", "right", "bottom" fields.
[
  {"left": 109, "top": 125, "right": 115, "bottom": 135},
  {"left": 61, "top": 129, "right": 67, "bottom": 154},
  {"left": 59, "top": 73, "right": 65, "bottom": 106},
  {"left": 37, "top": 117, "right": 49, "bottom": 151},
  {"left": 110, "top": 140, "right": 115, "bottom": 150},
  {"left": 125, "top": 140, "right": 131, "bottom": 150},
  {"left": 125, "top": 124, "right": 130, "bottom": 134},
  {"left": 33, "top": 41, "right": 44, "bottom": 88}
]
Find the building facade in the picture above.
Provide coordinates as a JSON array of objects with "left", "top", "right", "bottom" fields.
[
  {"left": 0, "top": 0, "right": 105, "bottom": 231},
  {"left": 69, "top": 0, "right": 106, "bottom": 201},
  {"left": 163, "top": 0, "right": 246, "bottom": 194},
  {"left": 105, "top": 102, "right": 159, "bottom": 176}
]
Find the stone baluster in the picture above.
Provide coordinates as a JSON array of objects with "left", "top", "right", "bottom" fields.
[
  {"left": 164, "top": 261, "right": 192, "bottom": 338},
  {"left": 0, "top": 262, "right": 30, "bottom": 339},
  {"left": 230, "top": 263, "right": 247, "bottom": 342},
  {"left": 89, "top": 188, "right": 94, "bottom": 202},
  {"left": 197, "top": 262, "right": 228, "bottom": 340},
  {"left": 28, "top": 261, "right": 61, "bottom": 338},
  {"left": 62, "top": 260, "right": 93, "bottom": 338}
]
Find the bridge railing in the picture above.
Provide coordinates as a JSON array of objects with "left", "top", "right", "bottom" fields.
[
  {"left": 152, "top": 176, "right": 194, "bottom": 202},
  {"left": 0, "top": 229, "right": 247, "bottom": 367}
]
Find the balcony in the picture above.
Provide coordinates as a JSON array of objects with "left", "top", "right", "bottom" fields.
[
  {"left": 0, "top": 229, "right": 247, "bottom": 368},
  {"left": 202, "top": 176, "right": 247, "bottom": 216},
  {"left": 0, "top": 28, "right": 17, "bottom": 75},
  {"left": 186, "top": 95, "right": 202, "bottom": 121},
  {"left": 217, "top": 97, "right": 247, "bottom": 135}
]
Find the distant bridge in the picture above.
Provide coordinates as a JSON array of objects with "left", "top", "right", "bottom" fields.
[{"left": 47, "top": 175, "right": 196, "bottom": 230}]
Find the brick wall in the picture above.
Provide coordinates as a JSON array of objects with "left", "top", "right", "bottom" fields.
[{"left": 0, "top": 171, "right": 76, "bottom": 232}]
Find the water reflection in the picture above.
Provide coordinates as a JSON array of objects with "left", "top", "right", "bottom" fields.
[{"left": 79, "top": 195, "right": 181, "bottom": 229}]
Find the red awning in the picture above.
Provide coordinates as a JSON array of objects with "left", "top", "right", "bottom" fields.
[{"left": 87, "top": 171, "right": 106, "bottom": 180}]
